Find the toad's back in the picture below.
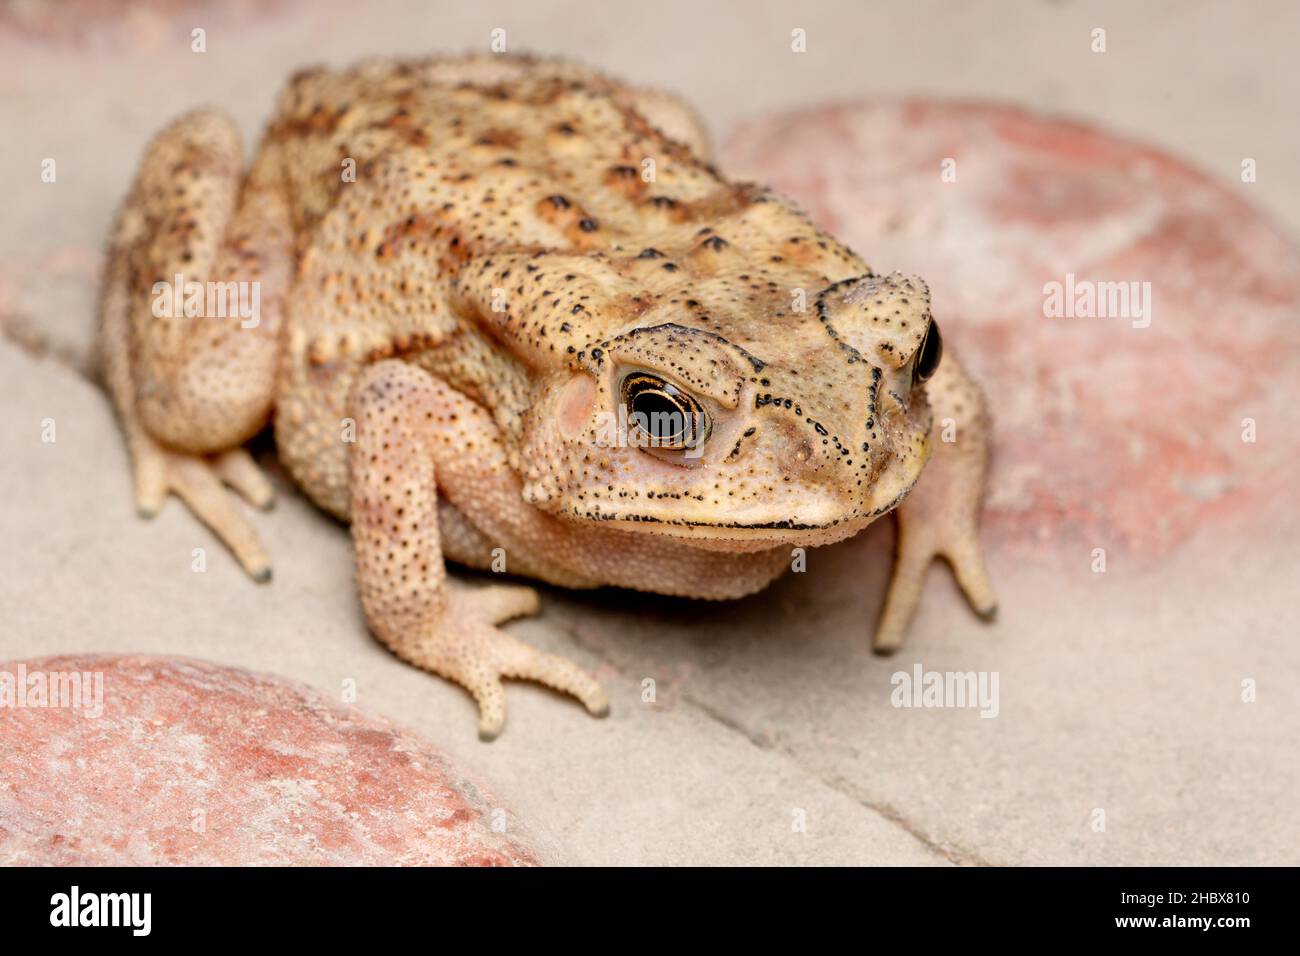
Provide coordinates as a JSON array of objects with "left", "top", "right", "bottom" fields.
[{"left": 268, "top": 56, "right": 728, "bottom": 265}]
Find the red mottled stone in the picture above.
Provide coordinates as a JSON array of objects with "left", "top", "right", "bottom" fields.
[
  {"left": 0, "top": 655, "right": 540, "bottom": 866},
  {"left": 725, "top": 101, "right": 1300, "bottom": 559}
]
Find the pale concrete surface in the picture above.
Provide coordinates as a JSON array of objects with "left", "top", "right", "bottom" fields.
[{"left": 2, "top": 0, "right": 1298, "bottom": 865}]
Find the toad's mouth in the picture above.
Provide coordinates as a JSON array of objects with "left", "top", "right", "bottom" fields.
[
  {"left": 566, "top": 515, "right": 862, "bottom": 551},
  {"left": 551, "top": 495, "right": 909, "bottom": 551}
]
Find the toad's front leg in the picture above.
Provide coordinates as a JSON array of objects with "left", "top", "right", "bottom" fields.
[
  {"left": 872, "top": 351, "right": 997, "bottom": 654},
  {"left": 349, "top": 360, "right": 608, "bottom": 740}
]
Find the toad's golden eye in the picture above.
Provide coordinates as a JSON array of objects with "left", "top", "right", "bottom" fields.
[
  {"left": 913, "top": 320, "right": 942, "bottom": 385},
  {"left": 620, "top": 372, "right": 711, "bottom": 450}
]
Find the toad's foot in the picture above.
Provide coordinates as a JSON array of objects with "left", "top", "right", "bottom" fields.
[
  {"left": 872, "top": 352, "right": 997, "bottom": 654},
  {"left": 132, "top": 430, "right": 274, "bottom": 581},
  {"left": 392, "top": 580, "right": 608, "bottom": 741},
  {"left": 871, "top": 490, "right": 997, "bottom": 655}
]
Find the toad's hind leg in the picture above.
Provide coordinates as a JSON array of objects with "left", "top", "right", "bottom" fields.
[
  {"left": 100, "top": 109, "right": 291, "bottom": 579},
  {"left": 872, "top": 352, "right": 997, "bottom": 654},
  {"left": 349, "top": 360, "right": 608, "bottom": 740}
]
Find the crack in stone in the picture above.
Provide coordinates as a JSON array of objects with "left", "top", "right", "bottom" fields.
[
  {"left": 812, "top": 769, "right": 995, "bottom": 867},
  {"left": 558, "top": 619, "right": 991, "bottom": 866},
  {"left": 683, "top": 689, "right": 991, "bottom": 866}
]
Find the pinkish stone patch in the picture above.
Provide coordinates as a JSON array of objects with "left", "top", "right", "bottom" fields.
[
  {"left": 725, "top": 100, "right": 1300, "bottom": 559},
  {"left": 0, "top": 655, "right": 540, "bottom": 866}
]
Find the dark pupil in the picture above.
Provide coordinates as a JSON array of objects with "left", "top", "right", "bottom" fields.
[
  {"left": 630, "top": 388, "right": 689, "bottom": 443},
  {"left": 915, "top": 320, "right": 942, "bottom": 383}
]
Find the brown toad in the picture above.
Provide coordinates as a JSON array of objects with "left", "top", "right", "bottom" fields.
[{"left": 99, "top": 54, "right": 996, "bottom": 739}]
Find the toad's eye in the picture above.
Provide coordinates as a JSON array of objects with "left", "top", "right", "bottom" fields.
[
  {"left": 913, "top": 320, "right": 942, "bottom": 385},
  {"left": 621, "top": 372, "right": 711, "bottom": 450}
]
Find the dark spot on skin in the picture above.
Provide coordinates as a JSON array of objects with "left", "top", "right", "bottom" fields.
[
  {"left": 546, "top": 195, "right": 571, "bottom": 209},
  {"left": 638, "top": 248, "right": 664, "bottom": 259},
  {"left": 701, "top": 236, "right": 728, "bottom": 251},
  {"left": 578, "top": 218, "right": 599, "bottom": 232}
]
